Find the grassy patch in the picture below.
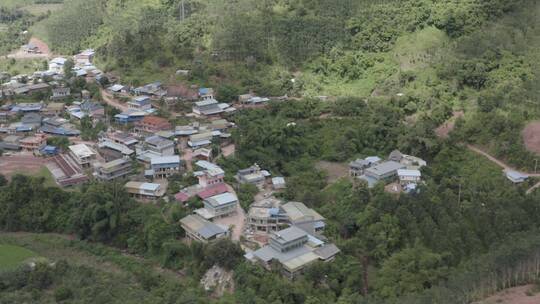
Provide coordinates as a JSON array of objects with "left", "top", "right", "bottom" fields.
[
  {"left": 21, "top": 3, "right": 63, "bottom": 15},
  {"left": 0, "top": 244, "right": 38, "bottom": 271},
  {"left": 0, "top": 57, "right": 47, "bottom": 75}
]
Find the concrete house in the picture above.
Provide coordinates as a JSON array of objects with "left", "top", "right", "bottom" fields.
[
  {"left": 68, "top": 144, "right": 96, "bottom": 169},
  {"left": 44, "top": 102, "right": 65, "bottom": 116},
  {"left": 180, "top": 214, "right": 229, "bottom": 243},
  {"left": 282, "top": 202, "right": 325, "bottom": 234},
  {"left": 135, "top": 116, "right": 172, "bottom": 133},
  {"left": 51, "top": 87, "right": 71, "bottom": 100},
  {"left": 236, "top": 164, "right": 266, "bottom": 185},
  {"left": 94, "top": 158, "right": 133, "bottom": 181},
  {"left": 195, "top": 192, "right": 239, "bottom": 220},
  {"left": 247, "top": 197, "right": 289, "bottom": 233},
  {"left": 188, "top": 132, "right": 213, "bottom": 148},
  {"left": 125, "top": 181, "right": 166, "bottom": 200},
  {"left": 128, "top": 96, "right": 152, "bottom": 111},
  {"left": 192, "top": 99, "right": 224, "bottom": 116},
  {"left": 19, "top": 134, "right": 47, "bottom": 152},
  {"left": 247, "top": 226, "right": 340, "bottom": 279},
  {"left": 136, "top": 135, "right": 175, "bottom": 162},
  {"left": 150, "top": 155, "right": 181, "bottom": 179},
  {"left": 349, "top": 156, "right": 382, "bottom": 177},
  {"left": 397, "top": 169, "right": 422, "bottom": 186},
  {"left": 360, "top": 161, "right": 406, "bottom": 187},
  {"left": 21, "top": 112, "right": 42, "bottom": 129}
]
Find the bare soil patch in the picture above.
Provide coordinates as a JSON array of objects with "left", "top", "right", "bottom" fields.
[
  {"left": 435, "top": 110, "right": 464, "bottom": 139},
  {"left": 523, "top": 121, "right": 540, "bottom": 155},
  {"left": 474, "top": 285, "right": 540, "bottom": 304},
  {"left": 0, "top": 154, "right": 46, "bottom": 178},
  {"left": 316, "top": 161, "right": 349, "bottom": 184},
  {"left": 7, "top": 37, "right": 50, "bottom": 59}
]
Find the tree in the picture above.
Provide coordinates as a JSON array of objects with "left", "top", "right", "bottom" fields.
[
  {"left": 63, "top": 59, "right": 74, "bottom": 79},
  {"left": 204, "top": 239, "right": 243, "bottom": 270}
]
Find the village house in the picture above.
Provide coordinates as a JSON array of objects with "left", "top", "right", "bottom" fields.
[
  {"left": 136, "top": 135, "right": 175, "bottom": 162},
  {"left": 94, "top": 158, "right": 133, "bottom": 181},
  {"left": 282, "top": 201, "right": 326, "bottom": 234},
  {"left": 48, "top": 153, "right": 89, "bottom": 187},
  {"left": 195, "top": 161, "right": 225, "bottom": 186},
  {"left": 41, "top": 117, "right": 81, "bottom": 137},
  {"left": 74, "top": 49, "right": 95, "bottom": 65},
  {"left": 135, "top": 116, "right": 172, "bottom": 133},
  {"left": 10, "top": 102, "right": 43, "bottom": 113},
  {"left": 13, "top": 83, "right": 50, "bottom": 95},
  {"left": 21, "top": 112, "right": 42, "bottom": 129},
  {"left": 397, "top": 169, "right": 422, "bottom": 186},
  {"left": 247, "top": 197, "right": 289, "bottom": 233},
  {"left": 68, "top": 144, "right": 96, "bottom": 169},
  {"left": 150, "top": 155, "right": 181, "bottom": 179},
  {"left": 114, "top": 109, "right": 147, "bottom": 124},
  {"left": 349, "top": 156, "right": 382, "bottom": 177},
  {"left": 48, "top": 57, "right": 67, "bottom": 75},
  {"left": 272, "top": 177, "right": 286, "bottom": 190},
  {"left": 106, "top": 131, "right": 138, "bottom": 147},
  {"left": 388, "top": 150, "right": 427, "bottom": 169},
  {"left": 192, "top": 99, "right": 224, "bottom": 116},
  {"left": 134, "top": 82, "right": 166, "bottom": 97},
  {"left": 44, "top": 102, "right": 65, "bottom": 116},
  {"left": 360, "top": 161, "right": 406, "bottom": 188},
  {"left": 128, "top": 96, "right": 152, "bottom": 111},
  {"left": 174, "top": 161, "right": 226, "bottom": 203},
  {"left": 125, "top": 181, "right": 166, "bottom": 200},
  {"left": 188, "top": 132, "right": 213, "bottom": 148},
  {"left": 51, "top": 87, "right": 71, "bottom": 100},
  {"left": 0, "top": 135, "right": 21, "bottom": 151},
  {"left": 194, "top": 192, "right": 239, "bottom": 220},
  {"left": 19, "top": 134, "right": 47, "bottom": 152},
  {"left": 98, "top": 139, "right": 134, "bottom": 158},
  {"left": 40, "top": 145, "right": 59, "bottom": 156},
  {"left": 505, "top": 170, "right": 529, "bottom": 184},
  {"left": 236, "top": 164, "right": 269, "bottom": 185},
  {"left": 246, "top": 226, "right": 340, "bottom": 279},
  {"left": 22, "top": 43, "right": 41, "bottom": 54},
  {"left": 180, "top": 214, "right": 229, "bottom": 243},
  {"left": 108, "top": 84, "right": 128, "bottom": 94},
  {"left": 198, "top": 87, "right": 215, "bottom": 100},
  {"left": 193, "top": 148, "right": 212, "bottom": 161}
]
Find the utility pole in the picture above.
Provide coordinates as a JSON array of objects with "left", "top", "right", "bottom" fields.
[{"left": 535, "top": 159, "right": 538, "bottom": 174}]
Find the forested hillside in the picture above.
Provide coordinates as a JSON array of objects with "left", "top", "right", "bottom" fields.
[{"left": 29, "top": 0, "right": 540, "bottom": 168}]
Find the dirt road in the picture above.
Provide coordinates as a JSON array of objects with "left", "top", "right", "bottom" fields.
[
  {"left": 466, "top": 145, "right": 540, "bottom": 195},
  {"left": 100, "top": 89, "right": 128, "bottom": 112}
]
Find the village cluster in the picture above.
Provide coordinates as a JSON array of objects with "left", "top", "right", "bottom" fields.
[{"left": 0, "top": 47, "right": 452, "bottom": 280}]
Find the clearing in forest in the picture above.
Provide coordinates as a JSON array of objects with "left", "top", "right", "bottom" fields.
[
  {"left": 522, "top": 121, "right": 540, "bottom": 155},
  {"left": 316, "top": 161, "right": 349, "bottom": 184},
  {"left": 0, "top": 244, "right": 38, "bottom": 271}
]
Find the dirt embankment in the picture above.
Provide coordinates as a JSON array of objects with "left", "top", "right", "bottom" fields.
[
  {"left": 474, "top": 285, "right": 540, "bottom": 304},
  {"left": 522, "top": 121, "right": 540, "bottom": 156}
]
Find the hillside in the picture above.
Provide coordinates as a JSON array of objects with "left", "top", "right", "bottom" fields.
[{"left": 2, "top": 1, "right": 540, "bottom": 304}]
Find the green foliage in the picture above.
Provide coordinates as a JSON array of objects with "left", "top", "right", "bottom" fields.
[{"left": 44, "top": 0, "right": 102, "bottom": 53}]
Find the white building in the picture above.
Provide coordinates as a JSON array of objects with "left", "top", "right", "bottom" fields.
[
  {"left": 397, "top": 169, "right": 422, "bottom": 186},
  {"left": 68, "top": 144, "right": 96, "bottom": 168}
]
